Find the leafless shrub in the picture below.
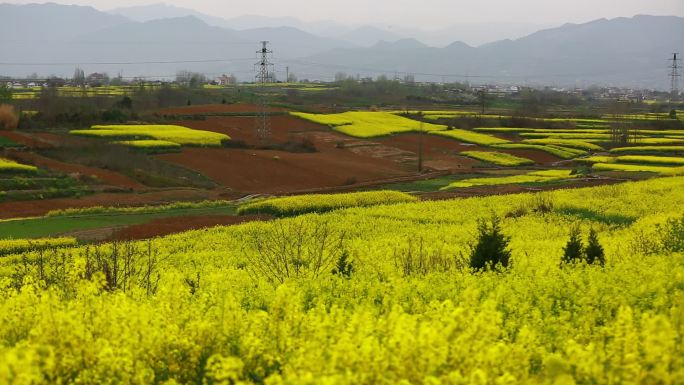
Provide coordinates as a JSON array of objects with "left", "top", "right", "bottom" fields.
[
  {"left": 244, "top": 218, "right": 347, "bottom": 284},
  {"left": 13, "top": 241, "right": 164, "bottom": 296},
  {"left": 393, "top": 238, "right": 465, "bottom": 276},
  {"left": 0, "top": 104, "right": 18, "bottom": 130}
]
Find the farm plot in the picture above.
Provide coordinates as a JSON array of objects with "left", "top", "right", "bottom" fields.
[
  {"left": 238, "top": 190, "right": 417, "bottom": 217},
  {"left": 70, "top": 125, "right": 230, "bottom": 148},
  {"left": 3, "top": 177, "right": 682, "bottom": 383},
  {"left": 291, "top": 112, "right": 447, "bottom": 138},
  {"left": 592, "top": 163, "right": 684, "bottom": 175},
  {"left": 460, "top": 151, "right": 534, "bottom": 166},
  {"left": 0, "top": 158, "right": 38, "bottom": 173},
  {"left": 441, "top": 169, "right": 576, "bottom": 189}
]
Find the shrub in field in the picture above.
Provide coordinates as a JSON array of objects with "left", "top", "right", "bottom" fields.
[
  {"left": 237, "top": 190, "right": 417, "bottom": 217},
  {"left": 0, "top": 104, "right": 18, "bottom": 130},
  {"left": 585, "top": 228, "right": 605, "bottom": 266},
  {"left": 469, "top": 215, "right": 511, "bottom": 271},
  {"left": 244, "top": 218, "right": 347, "bottom": 284},
  {"left": 461, "top": 151, "right": 534, "bottom": 166},
  {"left": 562, "top": 225, "right": 584, "bottom": 264}
]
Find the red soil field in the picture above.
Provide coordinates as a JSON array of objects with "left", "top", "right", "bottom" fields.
[
  {"left": 380, "top": 133, "right": 561, "bottom": 166},
  {"left": 157, "top": 103, "right": 286, "bottom": 115},
  {"left": 159, "top": 147, "right": 409, "bottom": 194},
  {"left": 177, "top": 115, "right": 330, "bottom": 144},
  {"left": 159, "top": 114, "right": 415, "bottom": 193},
  {"left": 11, "top": 151, "right": 145, "bottom": 190},
  {"left": 0, "top": 131, "right": 53, "bottom": 149},
  {"left": 109, "top": 214, "right": 272, "bottom": 241},
  {"left": 0, "top": 189, "right": 214, "bottom": 219}
]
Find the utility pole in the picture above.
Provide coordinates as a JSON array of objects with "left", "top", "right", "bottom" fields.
[
  {"left": 255, "top": 41, "right": 274, "bottom": 141},
  {"left": 418, "top": 115, "right": 424, "bottom": 173},
  {"left": 286, "top": 66, "right": 289, "bottom": 83},
  {"left": 670, "top": 52, "right": 681, "bottom": 101}
]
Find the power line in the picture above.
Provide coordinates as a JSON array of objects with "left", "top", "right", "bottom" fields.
[{"left": 0, "top": 58, "right": 255, "bottom": 66}]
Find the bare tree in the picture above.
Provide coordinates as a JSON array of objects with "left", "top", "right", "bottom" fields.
[{"left": 244, "top": 218, "right": 347, "bottom": 284}]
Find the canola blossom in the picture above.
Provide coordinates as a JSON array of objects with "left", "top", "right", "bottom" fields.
[
  {"left": 71, "top": 125, "right": 230, "bottom": 147},
  {"left": 291, "top": 111, "right": 447, "bottom": 137},
  {"left": 237, "top": 190, "right": 417, "bottom": 216},
  {"left": 460, "top": 151, "right": 534, "bottom": 167},
  {"left": 0, "top": 158, "right": 38, "bottom": 173},
  {"left": 0, "top": 178, "right": 683, "bottom": 384}
]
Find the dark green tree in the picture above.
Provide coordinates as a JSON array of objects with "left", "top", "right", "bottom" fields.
[
  {"left": 585, "top": 228, "right": 605, "bottom": 266},
  {"left": 470, "top": 215, "right": 511, "bottom": 271},
  {"left": 332, "top": 251, "right": 354, "bottom": 278},
  {"left": 0, "top": 83, "right": 11, "bottom": 104},
  {"left": 670, "top": 109, "right": 677, "bottom": 120},
  {"left": 562, "top": 225, "right": 584, "bottom": 264}
]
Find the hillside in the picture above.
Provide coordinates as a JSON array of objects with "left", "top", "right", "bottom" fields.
[{"left": 0, "top": 4, "right": 682, "bottom": 87}]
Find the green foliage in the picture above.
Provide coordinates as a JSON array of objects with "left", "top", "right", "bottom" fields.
[
  {"left": 585, "top": 228, "right": 605, "bottom": 266},
  {"left": 469, "top": 214, "right": 511, "bottom": 271},
  {"left": 332, "top": 251, "right": 354, "bottom": 278},
  {"left": 0, "top": 83, "right": 11, "bottom": 103},
  {"left": 562, "top": 225, "right": 584, "bottom": 264},
  {"left": 656, "top": 215, "right": 684, "bottom": 253}
]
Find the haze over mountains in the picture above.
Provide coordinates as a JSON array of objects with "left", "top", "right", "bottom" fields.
[{"left": 1, "top": 2, "right": 682, "bottom": 88}]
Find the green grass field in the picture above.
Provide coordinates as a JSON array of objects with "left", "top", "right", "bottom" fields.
[{"left": 0, "top": 205, "right": 236, "bottom": 239}]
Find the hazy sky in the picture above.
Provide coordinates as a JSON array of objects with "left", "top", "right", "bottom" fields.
[{"left": 9, "top": 0, "right": 684, "bottom": 28}]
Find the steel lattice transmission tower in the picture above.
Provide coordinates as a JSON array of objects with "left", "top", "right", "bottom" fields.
[
  {"left": 670, "top": 52, "right": 681, "bottom": 101},
  {"left": 255, "top": 41, "right": 274, "bottom": 141}
]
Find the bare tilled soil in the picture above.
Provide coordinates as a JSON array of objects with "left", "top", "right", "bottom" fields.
[{"left": 108, "top": 214, "right": 272, "bottom": 241}]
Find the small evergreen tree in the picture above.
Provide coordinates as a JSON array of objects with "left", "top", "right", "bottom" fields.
[
  {"left": 670, "top": 109, "right": 677, "bottom": 120},
  {"left": 332, "top": 251, "right": 354, "bottom": 278},
  {"left": 562, "top": 225, "right": 584, "bottom": 264},
  {"left": 470, "top": 215, "right": 511, "bottom": 271},
  {"left": 585, "top": 228, "right": 605, "bottom": 266}
]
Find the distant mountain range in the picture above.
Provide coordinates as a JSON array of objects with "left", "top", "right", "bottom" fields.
[{"left": 1, "top": 3, "right": 682, "bottom": 89}]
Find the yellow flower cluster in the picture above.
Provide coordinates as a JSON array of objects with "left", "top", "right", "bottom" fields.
[
  {"left": 237, "top": 190, "right": 417, "bottom": 216},
  {"left": 1, "top": 177, "right": 683, "bottom": 384},
  {"left": 70, "top": 125, "right": 230, "bottom": 147}
]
